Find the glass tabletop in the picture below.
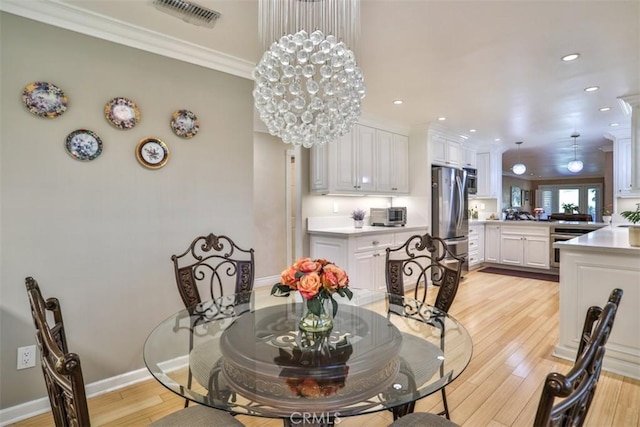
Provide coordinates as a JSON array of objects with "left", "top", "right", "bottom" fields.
[{"left": 143, "top": 288, "right": 472, "bottom": 420}]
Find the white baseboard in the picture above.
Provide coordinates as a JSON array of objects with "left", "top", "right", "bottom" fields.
[
  {"left": 255, "top": 274, "right": 279, "bottom": 288},
  {"left": 0, "top": 274, "right": 282, "bottom": 425}
]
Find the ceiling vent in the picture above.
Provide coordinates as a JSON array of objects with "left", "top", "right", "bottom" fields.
[{"left": 152, "top": 0, "right": 221, "bottom": 28}]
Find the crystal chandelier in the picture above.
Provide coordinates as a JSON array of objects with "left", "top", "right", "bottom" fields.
[
  {"left": 253, "top": 0, "right": 365, "bottom": 148},
  {"left": 512, "top": 141, "right": 526, "bottom": 175},
  {"left": 567, "top": 133, "right": 584, "bottom": 173}
]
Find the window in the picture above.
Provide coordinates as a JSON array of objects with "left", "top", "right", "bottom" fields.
[{"left": 536, "top": 183, "right": 603, "bottom": 221}]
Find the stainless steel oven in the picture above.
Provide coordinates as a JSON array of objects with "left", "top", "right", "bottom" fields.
[
  {"left": 550, "top": 233, "right": 576, "bottom": 267},
  {"left": 550, "top": 226, "right": 597, "bottom": 267}
]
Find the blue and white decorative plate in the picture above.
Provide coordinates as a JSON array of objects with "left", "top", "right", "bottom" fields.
[
  {"left": 65, "top": 129, "right": 102, "bottom": 161},
  {"left": 22, "top": 81, "right": 68, "bottom": 118}
]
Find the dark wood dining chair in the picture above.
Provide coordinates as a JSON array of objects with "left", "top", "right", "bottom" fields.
[
  {"left": 532, "top": 287, "right": 622, "bottom": 427},
  {"left": 171, "top": 233, "right": 255, "bottom": 312},
  {"left": 384, "top": 233, "right": 465, "bottom": 421},
  {"left": 170, "top": 233, "right": 255, "bottom": 407},
  {"left": 25, "top": 276, "right": 244, "bottom": 427},
  {"left": 387, "top": 288, "right": 623, "bottom": 427}
]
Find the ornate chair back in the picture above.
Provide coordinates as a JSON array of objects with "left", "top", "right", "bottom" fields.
[
  {"left": 385, "top": 233, "right": 465, "bottom": 315},
  {"left": 384, "top": 233, "right": 465, "bottom": 420},
  {"left": 171, "top": 233, "right": 255, "bottom": 313},
  {"left": 533, "top": 288, "right": 623, "bottom": 427},
  {"left": 25, "top": 277, "right": 91, "bottom": 427}
]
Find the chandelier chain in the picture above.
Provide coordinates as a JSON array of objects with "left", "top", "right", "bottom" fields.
[{"left": 259, "top": 0, "right": 360, "bottom": 51}]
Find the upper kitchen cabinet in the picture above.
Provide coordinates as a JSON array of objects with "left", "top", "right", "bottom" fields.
[
  {"left": 310, "top": 124, "right": 410, "bottom": 195},
  {"left": 376, "top": 131, "right": 409, "bottom": 193},
  {"left": 334, "top": 124, "right": 376, "bottom": 193},
  {"left": 461, "top": 144, "right": 477, "bottom": 168},
  {"left": 430, "top": 134, "right": 461, "bottom": 167},
  {"left": 614, "top": 137, "right": 635, "bottom": 196},
  {"left": 617, "top": 94, "right": 640, "bottom": 194},
  {"left": 476, "top": 150, "right": 501, "bottom": 198}
]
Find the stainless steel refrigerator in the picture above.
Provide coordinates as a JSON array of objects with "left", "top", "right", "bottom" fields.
[{"left": 431, "top": 165, "right": 470, "bottom": 271}]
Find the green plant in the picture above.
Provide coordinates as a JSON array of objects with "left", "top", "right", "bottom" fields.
[
  {"left": 561, "top": 203, "right": 579, "bottom": 213},
  {"left": 351, "top": 209, "right": 366, "bottom": 221},
  {"left": 620, "top": 203, "right": 640, "bottom": 225}
]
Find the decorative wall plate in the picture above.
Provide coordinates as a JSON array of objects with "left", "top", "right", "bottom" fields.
[
  {"left": 105, "top": 97, "right": 140, "bottom": 129},
  {"left": 136, "top": 137, "right": 169, "bottom": 169},
  {"left": 170, "top": 109, "right": 200, "bottom": 138},
  {"left": 65, "top": 129, "right": 103, "bottom": 161},
  {"left": 22, "top": 81, "right": 68, "bottom": 118}
]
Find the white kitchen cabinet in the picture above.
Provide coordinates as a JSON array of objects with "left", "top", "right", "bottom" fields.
[
  {"left": 310, "top": 124, "right": 409, "bottom": 195},
  {"left": 333, "top": 125, "right": 376, "bottom": 193},
  {"left": 376, "top": 131, "right": 409, "bottom": 194},
  {"left": 500, "top": 224, "right": 550, "bottom": 269},
  {"left": 468, "top": 223, "right": 485, "bottom": 269},
  {"left": 476, "top": 151, "right": 501, "bottom": 198},
  {"left": 309, "top": 142, "right": 329, "bottom": 193},
  {"left": 614, "top": 138, "right": 637, "bottom": 196},
  {"left": 354, "top": 250, "right": 387, "bottom": 292},
  {"left": 484, "top": 223, "right": 501, "bottom": 263},
  {"left": 461, "top": 145, "right": 477, "bottom": 168},
  {"left": 430, "top": 135, "right": 461, "bottom": 167},
  {"left": 308, "top": 235, "right": 349, "bottom": 269},
  {"left": 309, "top": 228, "right": 428, "bottom": 291},
  {"left": 523, "top": 235, "right": 550, "bottom": 268}
]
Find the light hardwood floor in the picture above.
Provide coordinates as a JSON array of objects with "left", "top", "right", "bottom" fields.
[{"left": 12, "top": 270, "right": 640, "bottom": 427}]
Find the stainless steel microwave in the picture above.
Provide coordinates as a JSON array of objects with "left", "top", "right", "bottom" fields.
[
  {"left": 464, "top": 167, "right": 477, "bottom": 195},
  {"left": 370, "top": 207, "right": 407, "bottom": 226}
]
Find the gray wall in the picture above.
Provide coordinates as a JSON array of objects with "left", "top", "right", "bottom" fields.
[
  {"left": 253, "top": 132, "right": 288, "bottom": 276},
  {"left": 0, "top": 13, "right": 254, "bottom": 408}
]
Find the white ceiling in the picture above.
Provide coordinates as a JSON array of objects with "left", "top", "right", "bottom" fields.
[{"left": 16, "top": 0, "right": 640, "bottom": 179}]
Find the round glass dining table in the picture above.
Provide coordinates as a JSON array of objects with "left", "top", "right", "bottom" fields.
[{"left": 143, "top": 288, "right": 472, "bottom": 424}]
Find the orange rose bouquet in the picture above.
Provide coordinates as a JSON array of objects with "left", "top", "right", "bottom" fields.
[{"left": 272, "top": 258, "right": 352, "bottom": 317}]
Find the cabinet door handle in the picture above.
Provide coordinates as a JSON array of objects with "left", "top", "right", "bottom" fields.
[
  {"left": 372, "top": 240, "right": 380, "bottom": 245},
  {"left": 373, "top": 253, "right": 381, "bottom": 257}
]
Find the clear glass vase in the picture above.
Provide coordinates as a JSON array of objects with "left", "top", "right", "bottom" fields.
[{"left": 299, "top": 299, "right": 333, "bottom": 333}]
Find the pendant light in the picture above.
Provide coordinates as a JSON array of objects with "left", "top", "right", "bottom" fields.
[
  {"left": 253, "top": 0, "right": 365, "bottom": 148},
  {"left": 512, "top": 141, "right": 526, "bottom": 175},
  {"left": 567, "top": 132, "right": 584, "bottom": 173}
]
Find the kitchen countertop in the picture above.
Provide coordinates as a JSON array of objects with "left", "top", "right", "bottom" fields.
[
  {"left": 471, "top": 220, "right": 607, "bottom": 229},
  {"left": 307, "top": 224, "right": 428, "bottom": 237},
  {"left": 554, "top": 226, "right": 640, "bottom": 255}
]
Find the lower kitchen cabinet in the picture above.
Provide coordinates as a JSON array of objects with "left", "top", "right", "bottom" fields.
[
  {"left": 484, "top": 223, "right": 501, "bottom": 263},
  {"left": 500, "top": 224, "right": 550, "bottom": 269},
  {"left": 468, "top": 223, "right": 485, "bottom": 269},
  {"left": 309, "top": 228, "right": 428, "bottom": 291}
]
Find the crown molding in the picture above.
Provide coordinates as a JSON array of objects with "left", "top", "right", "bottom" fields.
[
  {"left": 618, "top": 94, "right": 640, "bottom": 113},
  {"left": 0, "top": 0, "right": 256, "bottom": 80}
]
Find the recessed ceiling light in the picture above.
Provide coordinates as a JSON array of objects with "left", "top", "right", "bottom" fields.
[
  {"left": 610, "top": 123, "right": 619, "bottom": 127},
  {"left": 599, "top": 107, "right": 611, "bottom": 112},
  {"left": 561, "top": 53, "right": 580, "bottom": 62},
  {"left": 494, "top": 138, "right": 501, "bottom": 142},
  {"left": 393, "top": 100, "right": 403, "bottom": 105},
  {"left": 469, "top": 129, "right": 477, "bottom": 133},
  {"left": 584, "top": 86, "right": 599, "bottom": 92},
  {"left": 460, "top": 135, "right": 469, "bottom": 140},
  {"left": 437, "top": 117, "right": 446, "bottom": 121}
]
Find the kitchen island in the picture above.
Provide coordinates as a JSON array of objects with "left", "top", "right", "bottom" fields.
[{"left": 554, "top": 226, "right": 640, "bottom": 379}]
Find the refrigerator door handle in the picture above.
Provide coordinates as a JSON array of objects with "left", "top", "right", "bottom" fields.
[{"left": 455, "top": 175, "right": 464, "bottom": 230}]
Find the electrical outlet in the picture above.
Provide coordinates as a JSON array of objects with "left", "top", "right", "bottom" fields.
[
  {"left": 332, "top": 203, "right": 339, "bottom": 213},
  {"left": 17, "top": 345, "right": 36, "bottom": 370}
]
